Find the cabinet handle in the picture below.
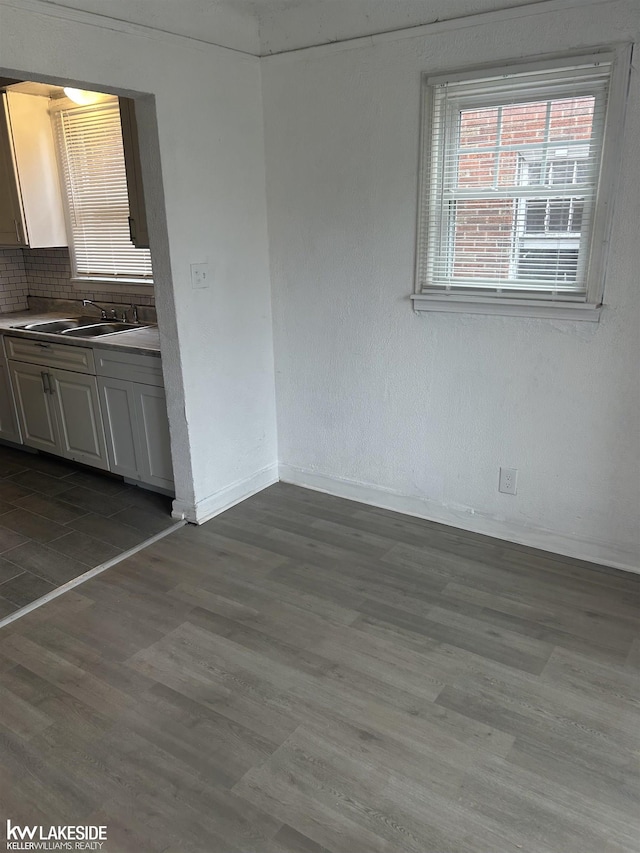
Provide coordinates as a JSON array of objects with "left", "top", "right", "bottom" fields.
[
  {"left": 36, "top": 342, "right": 51, "bottom": 348},
  {"left": 14, "top": 220, "right": 22, "bottom": 244},
  {"left": 40, "top": 371, "right": 50, "bottom": 394},
  {"left": 47, "top": 373, "right": 55, "bottom": 394}
]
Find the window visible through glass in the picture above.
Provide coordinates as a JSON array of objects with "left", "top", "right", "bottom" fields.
[{"left": 450, "top": 95, "right": 595, "bottom": 285}]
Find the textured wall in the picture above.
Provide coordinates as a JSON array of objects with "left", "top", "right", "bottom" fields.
[{"left": 263, "top": 0, "right": 640, "bottom": 568}]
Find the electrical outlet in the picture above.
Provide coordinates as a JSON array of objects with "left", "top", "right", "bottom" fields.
[
  {"left": 499, "top": 467, "right": 518, "bottom": 495},
  {"left": 190, "top": 263, "right": 210, "bottom": 289}
]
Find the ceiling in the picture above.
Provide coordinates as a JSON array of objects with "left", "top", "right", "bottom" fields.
[{"left": 35, "top": 0, "right": 551, "bottom": 55}]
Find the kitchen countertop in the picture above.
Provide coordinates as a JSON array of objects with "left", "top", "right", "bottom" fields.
[{"left": 0, "top": 309, "right": 161, "bottom": 356}]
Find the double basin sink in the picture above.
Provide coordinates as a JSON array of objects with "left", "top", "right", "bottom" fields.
[{"left": 12, "top": 317, "right": 150, "bottom": 339}]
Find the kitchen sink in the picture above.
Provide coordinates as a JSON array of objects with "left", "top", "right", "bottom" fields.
[
  {"left": 61, "top": 322, "right": 145, "bottom": 337},
  {"left": 13, "top": 316, "right": 97, "bottom": 333},
  {"left": 11, "top": 318, "right": 150, "bottom": 338}
]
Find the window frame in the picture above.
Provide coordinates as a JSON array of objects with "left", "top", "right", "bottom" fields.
[
  {"left": 412, "top": 46, "right": 632, "bottom": 320},
  {"left": 50, "top": 96, "right": 154, "bottom": 290}
]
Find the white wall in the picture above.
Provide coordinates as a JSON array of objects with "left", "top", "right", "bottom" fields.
[
  {"left": 0, "top": 0, "right": 278, "bottom": 522},
  {"left": 257, "top": 0, "right": 545, "bottom": 54},
  {"left": 43, "top": 0, "right": 261, "bottom": 54},
  {"left": 263, "top": 0, "right": 640, "bottom": 570}
]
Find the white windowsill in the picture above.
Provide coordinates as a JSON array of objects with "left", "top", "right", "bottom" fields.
[{"left": 411, "top": 293, "right": 602, "bottom": 321}]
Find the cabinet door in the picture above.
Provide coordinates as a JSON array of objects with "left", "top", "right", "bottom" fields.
[
  {"left": 5, "top": 91, "right": 67, "bottom": 248},
  {"left": 8, "top": 360, "right": 58, "bottom": 452},
  {"left": 0, "top": 94, "right": 24, "bottom": 247},
  {"left": 50, "top": 368, "right": 108, "bottom": 470},
  {"left": 132, "top": 383, "right": 174, "bottom": 490},
  {"left": 0, "top": 357, "right": 22, "bottom": 443},
  {"left": 98, "top": 376, "right": 141, "bottom": 480},
  {"left": 119, "top": 98, "right": 149, "bottom": 249}
]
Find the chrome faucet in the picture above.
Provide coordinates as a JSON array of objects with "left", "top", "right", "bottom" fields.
[
  {"left": 130, "top": 304, "right": 139, "bottom": 324},
  {"left": 82, "top": 299, "right": 116, "bottom": 320}
]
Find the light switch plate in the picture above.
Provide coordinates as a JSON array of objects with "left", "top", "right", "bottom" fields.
[{"left": 191, "top": 263, "right": 210, "bottom": 289}]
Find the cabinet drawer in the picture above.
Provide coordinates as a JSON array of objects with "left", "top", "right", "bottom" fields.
[
  {"left": 95, "top": 348, "right": 164, "bottom": 387},
  {"left": 5, "top": 337, "right": 95, "bottom": 373}
]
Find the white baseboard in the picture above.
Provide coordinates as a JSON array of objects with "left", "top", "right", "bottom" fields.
[
  {"left": 172, "top": 464, "right": 279, "bottom": 525},
  {"left": 279, "top": 464, "right": 640, "bottom": 574}
]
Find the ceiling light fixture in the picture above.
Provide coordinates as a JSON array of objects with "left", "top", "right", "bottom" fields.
[{"left": 63, "top": 87, "right": 104, "bottom": 105}]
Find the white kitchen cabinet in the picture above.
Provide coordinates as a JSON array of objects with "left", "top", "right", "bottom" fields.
[
  {"left": 0, "top": 356, "right": 22, "bottom": 443},
  {"left": 50, "top": 369, "right": 108, "bottom": 470},
  {"left": 98, "top": 377, "right": 173, "bottom": 492},
  {"left": 133, "top": 382, "right": 173, "bottom": 489},
  {"left": 0, "top": 91, "right": 67, "bottom": 248},
  {"left": 97, "top": 376, "right": 139, "bottom": 480},
  {"left": 3, "top": 334, "right": 170, "bottom": 490},
  {"left": 96, "top": 349, "right": 173, "bottom": 492},
  {"left": 8, "top": 360, "right": 58, "bottom": 453},
  {"left": 9, "top": 359, "right": 108, "bottom": 469}
]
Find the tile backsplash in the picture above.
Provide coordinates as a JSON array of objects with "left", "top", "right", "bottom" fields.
[
  {"left": 0, "top": 249, "right": 29, "bottom": 313},
  {"left": 0, "top": 247, "right": 155, "bottom": 313}
]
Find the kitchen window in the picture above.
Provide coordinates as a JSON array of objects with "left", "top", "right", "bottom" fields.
[
  {"left": 52, "top": 98, "right": 153, "bottom": 284},
  {"left": 413, "top": 48, "right": 630, "bottom": 319}
]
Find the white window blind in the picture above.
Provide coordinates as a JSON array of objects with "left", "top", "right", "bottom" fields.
[
  {"left": 417, "top": 59, "right": 612, "bottom": 300},
  {"left": 54, "top": 100, "right": 153, "bottom": 282}
]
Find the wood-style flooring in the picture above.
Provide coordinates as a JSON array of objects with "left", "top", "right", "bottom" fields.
[
  {"left": 0, "top": 481, "right": 638, "bottom": 852},
  {"left": 0, "top": 445, "right": 174, "bottom": 617}
]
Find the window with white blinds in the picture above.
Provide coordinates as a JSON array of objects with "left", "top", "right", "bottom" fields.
[
  {"left": 54, "top": 100, "right": 153, "bottom": 282},
  {"left": 414, "top": 51, "right": 628, "bottom": 315}
]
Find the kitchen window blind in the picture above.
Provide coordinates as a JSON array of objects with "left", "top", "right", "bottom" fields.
[{"left": 54, "top": 100, "right": 153, "bottom": 282}]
